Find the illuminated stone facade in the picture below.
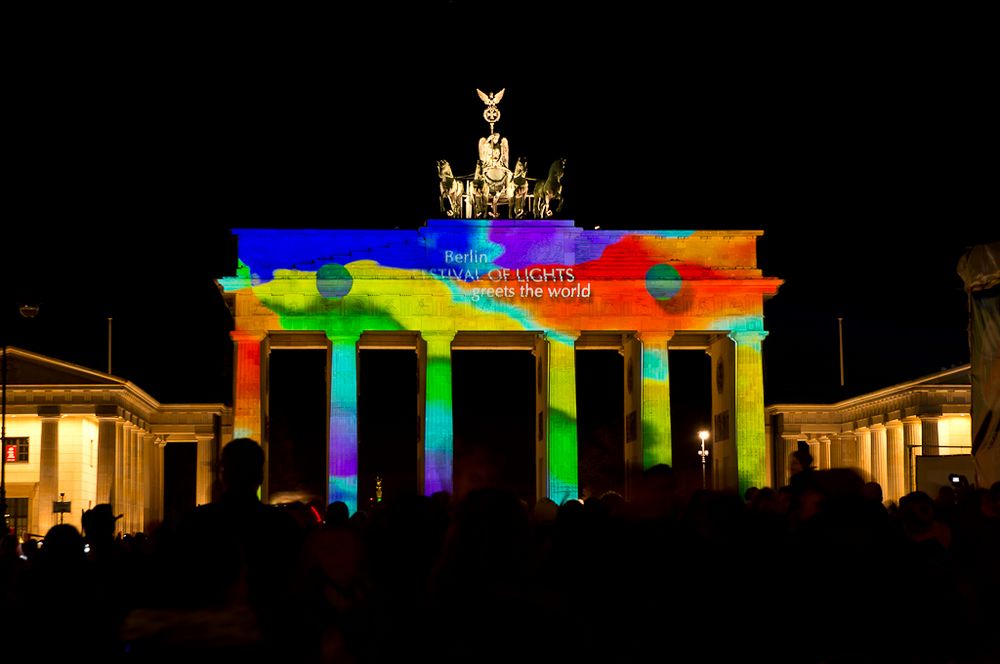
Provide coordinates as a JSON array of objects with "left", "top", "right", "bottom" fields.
[
  {"left": 219, "top": 222, "right": 782, "bottom": 510},
  {"left": 1, "top": 348, "right": 231, "bottom": 539},
  {"left": 765, "top": 365, "right": 972, "bottom": 504}
]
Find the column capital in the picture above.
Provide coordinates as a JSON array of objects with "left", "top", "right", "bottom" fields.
[
  {"left": 230, "top": 329, "right": 266, "bottom": 343},
  {"left": 546, "top": 330, "right": 579, "bottom": 345},
  {"left": 636, "top": 330, "right": 674, "bottom": 344},
  {"left": 728, "top": 330, "right": 769, "bottom": 345},
  {"left": 36, "top": 405, "right": 62, "bottom": 419},
  {"left": 328, "top": 332, "right": 363, "bottom": 342},
  {"left": 420, "top": 330, "right": 456, "bottom": 340}
]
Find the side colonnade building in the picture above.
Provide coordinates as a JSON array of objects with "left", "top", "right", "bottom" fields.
[
  {"left": 766, "top": 364, "right": 972, "bottom": 504},
  {"left": 1, "top": 348, "right": 231, "bottom": 538}
]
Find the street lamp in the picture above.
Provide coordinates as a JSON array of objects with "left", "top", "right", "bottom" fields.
[
  {"left": 1, "top": 304, "right": 40, "bottom": 535},
  {"left": 697, "top": 429, "right": 710, "bottom": 490}
]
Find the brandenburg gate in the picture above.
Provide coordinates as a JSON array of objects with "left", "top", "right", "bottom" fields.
[
  {"left": 217, "top": 92, "right": 782, "bottom": 512},
  {"left": 219, "top": 223, "right": 780, "bottom": 511}
]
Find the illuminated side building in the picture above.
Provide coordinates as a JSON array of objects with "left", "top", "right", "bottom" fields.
[
  {"left": 765, "top": 364, "right": 972, "bottom": 503},
  {"left": 1, "top": 347, "right": 231, "bottom": 539}
]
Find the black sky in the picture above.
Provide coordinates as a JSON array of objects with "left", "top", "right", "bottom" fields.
[{"left": 4, "top": 6, "right": 994, "bottom": 409}]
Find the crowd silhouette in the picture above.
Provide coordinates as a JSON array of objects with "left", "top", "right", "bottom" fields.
[{"left": 1, "top": 437, "right": 998, "bottom": 662}]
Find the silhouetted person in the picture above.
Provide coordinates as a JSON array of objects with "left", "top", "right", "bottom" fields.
[
  {"left": 430, "top": 488, "right": 536, "bottom": 660},
  {"left": 789, "top": 441, "right": 815, "bottom": 491},
  {"left": 15, "top": 524, "right": 110, "bottom": 660},
  {"left": 125, "top": 438, "right": 302, "bottom": 661},
  {"left": 324, "top": 500, "right": 349, "bottom": 528}
]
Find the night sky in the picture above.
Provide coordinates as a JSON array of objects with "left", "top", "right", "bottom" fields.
[{"left": 5, "top": 7, "right": 992, "bottom": 425}]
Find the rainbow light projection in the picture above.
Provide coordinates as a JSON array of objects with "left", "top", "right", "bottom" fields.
[{"left": 219, "top": 220, "right": 780, "bottom": 510}]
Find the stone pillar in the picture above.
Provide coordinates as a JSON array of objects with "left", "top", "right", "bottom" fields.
[
  {"left": 134, "top": 430, "right": 145, "bottom": 533},
  {"left": 37, "top": 410, "right": 61, "bottom": 534},
  {"left": 834, "top": 432, "right": 855, "bottom": 470},
  {"left": 231, "top": 330, "right": 265, "bottom": 441},
  {"left": 871, "top": 424, "right": 888, "bottom": 495},
  {"left": 903, "top": 417, "right": 922, "bottom": 493},
  {"left": 124, "top": 424, "right": 138, "bottom": 533},
  {"left": 807, "top": 438, "right": 821, "bottom": 469},
  {"left": 921, "top": 416, "right": 940, "bottom": 456},
  {"left": 819, "top": 436, "right": 832, "bottom": 470},
  {"left": 195, "top": 434, "right": 215, "bottom": 506},
  {"left": 621, "top": 334, "right": 642, "bottom": 499},
  {"left": 547, "top": 335, "right": 579, "bottom": 504},
  {"left": 856, "top": 427, "right": 872, "bottom": 481},
  {"left": 96, "top": 416, "right": 117, "bottom": 504},
  {"left": 143, "top": 434, "right": 159, "bottom": 531},
  {"left": 329, "top": 334, "right": 361, "bottom": 513},
  {"left": 886, "top": 421, "right": 905, "bottom": 504},
  {"left": 640, "top": 332, "right": 673, "bottom": 469},
  {"left": 113, "top": 421, "right": 128, "bottom": 525},
  {"left": 423, "top": 332, "right": 455, "bottom": 497},
  {"left": 533, "top": 334, "right": 549, "bottom": 503},
  {"left": 729, "top": 330, "right": 768, "bottom": 495}
]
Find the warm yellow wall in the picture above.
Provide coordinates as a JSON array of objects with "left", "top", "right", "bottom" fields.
[
  {"left": 57, "top": 416, "right": 100, "bottom": 529},
  {"left": 938, "top": 415, "right": 972, "bottom": 455},
  {"left": 5, "top": 416, "right": 42, "bottom": 491}
]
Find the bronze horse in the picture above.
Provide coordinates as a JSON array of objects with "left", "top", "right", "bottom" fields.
[
  {"left": 532, "top": 158, "right": 566, "bottom": 218},
  {"left": 437, "top": 160, "right": 464, "bottom": 217},
  {"left": 509, "top": 157, "right": 529, "bottom": 219}
]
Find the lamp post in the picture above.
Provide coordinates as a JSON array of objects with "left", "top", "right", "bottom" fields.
[
  {"left": 697, "top": 429, "right": 710, "bottom": 490},
  {"left": 1, "top": 304, "right": 39, "bottom": 535},
  {"left": 1, "top": 344, "right": 8, "bottom": 535}
]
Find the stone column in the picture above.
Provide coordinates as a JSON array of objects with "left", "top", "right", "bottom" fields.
[
  {"left": 114, "top": 421, "right": 129, "bottom": 525},
  {"left": 871, "top": 424, "right": 888, "bottom": 495},
  {"left": 819, "top": 436, "right": 832, "bottom": 470},
  {"left": 328, "top": 334, "right": 361, "bottom": 513},
  {"left": 834, "top": 432, "right": 855, "bottom": 470},
  {"left": 729, "top": 330, "right": 768, "bottom": 495},
  {"left": 142, "top": 434, "right": 159, "bottom": 531},
  {"left": 547, "top": 335, "right": 579, "bottom": 504},
  {"left": 886, "top": 421, "right": 905, "bottom": 504},
  {"left": 134, "top": 430, "right": 145, "bottom": 533},
  {"left": 195, "top": 434, "right": 215, "bottom": 506},
  {"left": 622, "top": 334, "right": 643, "bottom": 499},
  {"left": 37, "top": 409, "right": 61, "bottom": 534},
  {"left": 423, "top": 331, "right": 455, "bottom": 497},
  {"left": 857, "top": 428, "right": 873, "bottom": 481},
  {"left": 96, "top": 416, "right": 118, "bottom": 504},
  {"left": 807, "top": 438, "right": 821, "bottom": 469},
  {"left": 640, "top": 332, "right": 673, "bottom": 469},
  {"left": 125, "top": 424, "right": 138, "bottom": 533},
  {"left": 231, "top": 330, "right": 265, "bottom": 441},
  {"left": 146, "top": 436, "right": 166, "bottom": 530},
  {"left": 921, "top": 416, "right": 940, "bottom": 456},
  {"left": 903, "top": 416, "right": 922, "bottom": 493}
]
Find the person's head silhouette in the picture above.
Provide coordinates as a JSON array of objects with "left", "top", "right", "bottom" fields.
[{"left": 221, "top": 437, "right": 265, "bottom": 499}]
